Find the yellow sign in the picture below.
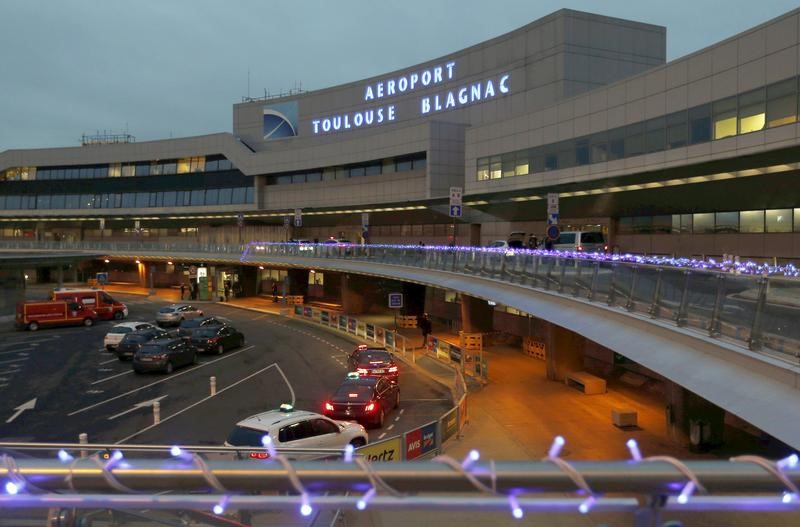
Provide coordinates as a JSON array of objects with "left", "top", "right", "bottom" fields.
[{"left": 357, "top": 436, "right": 402, "bottom": 462}]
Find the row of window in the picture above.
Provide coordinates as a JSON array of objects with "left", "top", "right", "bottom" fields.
[
  {"left": 619, "top": 208, "right": 800, "bottom": 235},
  {"left": 1, "top": 156, "right": 235, "bottom": 182},
  {"left": 0, "top": 187, "right": 253, "bottom": 210},
  {"left": 268, "top": 154, "right": 427, "bottom": 185},
  {"left": 477, "top": 76, "right": 800, "bottom": 180}
]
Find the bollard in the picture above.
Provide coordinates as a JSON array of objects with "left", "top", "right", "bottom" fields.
[
  {"left": 153, "top": 401, "right": 161, "bottom": 424},
  {"left": 79, "top": 432, "right": 88, "bottom": 459},
  {"left": 210, "top": 376, "right": 217, "bottom": 396}
]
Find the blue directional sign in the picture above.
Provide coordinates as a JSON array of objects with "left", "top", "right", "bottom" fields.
[
  {"left": 388, "top": 293, "right": 403, "bottom": 309},
  {"left": 547, "top": 213, "right": 559, "bottom": 225},
  {"left": 449, "top": 205, "right": 462, "bottom": 217}
]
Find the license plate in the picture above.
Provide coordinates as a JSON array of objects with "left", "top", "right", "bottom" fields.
[
  {"left": 372, "top": 369, "right": 385, "bottom": 374},
  {"left": 140, "top": 357, "right": 152, "bottom": 362},
  {"left": 195, "top": 347, "right": 205, "bottom": 351},
  {"left": 345, "top": 408, "right": 351, "bottom": 415}
]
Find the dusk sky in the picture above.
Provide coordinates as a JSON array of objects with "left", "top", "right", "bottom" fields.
[{"left": 1, "top": 0, "right": 798, "bottom": 150}]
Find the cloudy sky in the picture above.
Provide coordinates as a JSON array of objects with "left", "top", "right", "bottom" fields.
[{"left": 1, "top": 0, "right": 797, "bottom": 150}]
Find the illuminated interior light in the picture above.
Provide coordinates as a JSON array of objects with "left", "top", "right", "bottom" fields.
[
  {"left": 57, "top": 449, "right": 74, "bottom": 463},
  {"left": 626, "top": 439, "right": 642, "bottom": 461},
  {"left": 578, "top": 495, "right": 596, "bottom": 514},
  {"left": 508, "top": 495, "right": 523, "bottom": 519},
  {"left": 677, "top": 481, "right": 696, "bottom": 504},
  {"left": 462, "top": 449, "right": 480, "bottom": 469},
  {"left": 356, "top": 488, "right": 375, "bottom": 510},
  {"left": 548, "top": 436, "right": 565, "bottom": 459},
  {"left": 300, "top": 493, "right": 312, "bottom": 517}
]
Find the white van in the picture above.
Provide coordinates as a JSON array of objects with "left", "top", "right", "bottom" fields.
[{"left": 552, "top": 231, "right": 608, "bottom": 252}]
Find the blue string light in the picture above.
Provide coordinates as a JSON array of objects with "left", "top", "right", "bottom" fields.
[
  {"left": 57, "top": 449, "right": 73, "bottom": 463},
  {"left": 508, "top": 495, "right": 523, "bottom": 519}
]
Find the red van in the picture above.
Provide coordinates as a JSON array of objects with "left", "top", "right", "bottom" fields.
[
  {"left": 15, "top": 300, "right": 98, "bottom": 331},
  {"left": 50, "top": 289, "right": 128, "bottom": 320}
]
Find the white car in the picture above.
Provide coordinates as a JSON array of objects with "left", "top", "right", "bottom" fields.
[
  {"left": 103, "top": 321, "right": 159, "bottom": 350},
  {"left": 155, "top": 304, "right": 204, "bottom": 327},
  {"left": 224, "top": 405, "right": 368, "bottom": 459}
]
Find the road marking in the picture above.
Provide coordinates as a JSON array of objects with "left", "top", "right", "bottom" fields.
[
  {"left": 0, "top": 357, "right": 27, "bottom": 366},
  {"left": 6, "top": 397, "right": 36, "bottom": 423},
  {"left": 394, "top": 417, "right": 400, "bottom": 422},
  {"left": 0, "top": 384, "right": 8, "bottom": 389},
  {"left": 386, "top": 424, "right": 394, "bottom": 430},
  {"left": 251, "top": 314, "right": 268, "bottom": 320},
  {"left": 99, "top": 358, "right": 118, "bottom": 365},
  {"left": 402, "top": 398, "right": 450, "bottom": 402},
  {"left": 399, "top": 409, "right": 405, "bottom": 415},
  {"left": 86, "top": 389, "right": 104, "bottom": 395},
  {"left": 378, "top": 433, "right": 386, "bottom": 439},
  {"left": 68, "top": 345, "right": 256, "bottom": 416},
  {"left": 115, "top": 362, "right": 292, "bottom": 444},
  {"left": 107, "top": 395, "right": 168, "bottom": 420},
  {"left": 0, "top": 349, "right": 32, "bottom": 357},
  {"left": 91, "top": 370, "right": 133, "bottom": 385}
]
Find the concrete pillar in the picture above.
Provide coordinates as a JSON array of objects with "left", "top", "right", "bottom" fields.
[
  {"left": 341, "top": 274, "right": 366, "bottom": 314},
  {"left": 665, "top": 381, "right": 725, "bottom": 450},
  {"left": 544, "top": 322, "right": 584, "bottom": 382},
  {"left": 323, "top": 271, "right": 342, "bottom": 300},
  {"left": 460, "top": 295, "right": 494, "bottom": 333},
  {"left": 402, "top": 282, "right": 426, "bottom": 317},
  {"left": 288, "top": 269, "right": 309, "bottom": 297},
  {"left": 240, "top": 266, "right": 258, "bottom": 297},
  {"left": 137, "top": 262, "right": 147, "bottom": 287}
]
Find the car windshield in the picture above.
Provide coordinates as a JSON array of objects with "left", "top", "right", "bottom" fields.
[
  {"left": 181, "top": 319, "right": 202, "bottom": 327},
  {"left": 333, "top": 384, "right": 374, "bottom": 400},
  {"left": 556, "top": 233, "right": 576, "bottom": 244},
  {"left": 158, "top": 307, "right": 176, "bottom": 313},
  {"left": 227, "top": 426, "right": 267, "bottom": 447},
  {"left": 139, "top": 344, "right": 166, "bottom": 355},
  {"left": 581, "top": 232, "right": 604, "bottom": 243},
  {"left": 358, "top": 351, "right": 392, "bottom": 364},
  {"left": 123, "top": 334, "right": 150, "bottom": 344},
  {"left": 194, "top": 328, "right": 219, "bottom": 338},
  {"left": 109, "top": 327, "right": 133, "bottom": 334}
]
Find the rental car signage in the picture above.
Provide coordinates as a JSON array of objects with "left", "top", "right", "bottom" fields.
[
  {"left": 405, "top": 421, "right": 438, "bottom": 460},
  {"left": 311, "top": 60, "right": 510, "bottom": 135},
  {"left": 358, "top": 436, "right": 402, "bottom": 463}
]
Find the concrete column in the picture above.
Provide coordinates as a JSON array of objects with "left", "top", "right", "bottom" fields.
[
  {"left": 323, "top": 271, "right": 342, "bottom": 300},
  {"left": 341, "top": 274, "right": 366, "bottom": 315},
  {"left": 459, "top": 295, "right": 493, "bottom": 333},
  {"left": 137, "top": 262, "right": 147, "bottom": 287},
  {"left": 288, "top": 269, "right": 309, "bottom": 297},
  {"left": 665, "top": 381, "right": 725, "bottom": 450},
  {"left": 240, "top": 266, "right": 258, "bottom": 297},
  {"left": 402, "top": 282, "right": 426, "bottom": 317},
  {"left": 544, "top": 321, "right": 584, "bottom": 382}
]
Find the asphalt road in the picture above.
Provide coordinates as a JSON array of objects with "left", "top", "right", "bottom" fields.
[{"left": 0, "top": 294, "right": 451, "bottom": 447}]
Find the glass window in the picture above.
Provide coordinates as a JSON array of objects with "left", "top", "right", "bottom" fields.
[
  {"left": 111, "top": 193, "right": 122, "bottom": 208},
  {"left": 135, "top": 163, "right": 150, "bottom": 177},
  {"left": 291, "top": 173, "right": 306, "bottom": 183},
  {"left": 79, "top": 167, "right": 91, "bottom": 178},
  {"left": 182, "top": 191, "right": 192, "bottom": 206},
  {"left": 645, "top": 117, "right": 665, "bottom": 153},
  {"left": 205, "top": 188, "right": 219, "bottom": 205},
  {"left": 177, "top": 159, "right": 191, "bottom": 174},
  {"left": 501, "top": 153, "right": 515, "bottom": 177},
  {"left": 36, "top": 195, "right": 50, "bottom": 209},
  {"left": 365, "top": 164, "right": 381, "bottom": 176},
  {"left": 739, "top": 210, "right": 764, "bottom": 233},
  {"left": 395, "top": 158, "right": 413, "bottom": 172},
  {"left": 624, "top": 122, "right": 644, "bottom": 157},
  {"left": 514, "top": 151, "right": 529, "bottom": 176},
  {"left": 246, "top": 186, "right": 254, "bottom": 203},
  {"left": 54, "top": 168, "right": 65, "bottom": 179},
  {"left": 349, "top": 166, "right": 365, "bottom": 177},
  {"left": 108, "top": 164, "right": 121, "bottom": 178},
  {"left": 766, "top": 209, "right": 792, "bottom": 233},
  {"left": 529, "top": 147, "right": 545, "bottom": 173},
  {"left": 738, "top": 88, "right": 766, "bottom": 134},
  {"left": 218, "top": 188, "right": 232, "bottom": 204},
  {"left": 651, "top": 215, "right": 672, "bottom": 233},
  {"left": 693, "top": 212, "right": 714, "bottom": 233},
  {"left": 412, "top": 157, "right": 426, "bottom": 170},
  {"left": 556, "top": 143, "right": 574, "bottom": 169},
  {"left": 713, "top": 96, "right": 737, "bottom": 139},
  {"left": 575, "top": 139, "right": 590, "bottom": 165},
  {"left": 689, "top": 104, "right": 711, "bottom": 144},
  {"left": 66, "top": 168, "right": 79, "bottom": 179},
  {"left": 477, "top": 158, "right": 489, "bottom": 181},
  {"left": 590, "top": 132, "right": 607, "bottom": 163},
  {"left": 162, "top": 162, "right": 177, "bottom": 175},
  {"left": 95, "top": 166, "right": 108, "bottom": 178},
  {"left": 544, "top": 152, "right": 558, "bottom": 171},
  {"left": 148, "top": 192, "right": 158, "bottom": 207},
  {"left": 5, "top": 195, "right": 20, "bottom": 209},
  {"left": 666, "top": 111, "right": 688, "bottom": 149},
  {"left": 306, "top": 171, "right": 322, "bottom": 182},
  {"left": 217, "top": 158, "right": 233, "bottom": 171},
  {"left": 36, "top": 169, "right": 49, "bottom": 180},
  {"left": 121, "top": 164, "right": 135, "bottom": 177},
  {"left": 163, "top": 191, "right": 177, "bottom": 207},
  {"left": 64, "top": 194, "right": 79, "bottom": 209},
  {"left": 189, "top": 156, "right": 205, "bottom": 172},
  {"left": 189, "top": 189, "right": 204, "bottom": 205},
  {"left": 232, "top": 187, "right": 246, "bottom": 203},
  {"left": 134, "top": 192, "right": 148, "bottom": 208},
  {"left": 121, "top": 193, "right": 135, "bottom": 208},
  {"left": 79, "top": 194, "right": 93, "bottom": 208},
  {"left": 766, "top": 78, "right": 798, "bottom": 128},
  {"left": 715, "top": 211, "right": 739, "bottom": 233},
  {"left": 489, "top": 156, "right": 501, "bottom": 179},
  {"left": 205, "top": 159, "right": 219, "bottom": 172},
  {"left": 608, "top": 127, "right": 625, "bottom": 160},
  {"left": 51, "top": 194, "right": 65, "bottom": 209}
]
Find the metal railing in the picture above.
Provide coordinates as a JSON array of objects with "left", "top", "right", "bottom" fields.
[{"left": 3, "top": 239, "right": 800, "bottom": 364}]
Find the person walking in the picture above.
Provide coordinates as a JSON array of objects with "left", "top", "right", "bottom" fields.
[
  {"left": 272, "top": 282, "right": 279, "bottom": 303},
  {"left": 180, "top": 283, "right": 185, "bottom": 300},
  {"left": 419, "top": 313, "right": 432, "bottom": 349}
]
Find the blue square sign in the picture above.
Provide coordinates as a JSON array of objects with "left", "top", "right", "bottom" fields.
[
  {"left": 388, "top": 293, "right": 403, "bottom": 309},
  {"left": 449, "top": 205, "right": 462, "bottom": 217}
]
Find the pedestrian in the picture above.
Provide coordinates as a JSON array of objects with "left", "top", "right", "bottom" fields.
[
  {"left": 528, "top": 235, "right": 538, "bottom": 249},
  {"left": 419, "top": 313, "right": 432, "bottom": 349},
  {"left": 272, "top": 282, "right": 279, "bottom": 303},
  {"left": 180, "top": 283, "right": 185, "bottom": 300},
  {"left": 224, "top": 283, "right": 230, "bottom": 302},
  {"left": 544, "top": 237, "right": 553, "bottom": 250}
]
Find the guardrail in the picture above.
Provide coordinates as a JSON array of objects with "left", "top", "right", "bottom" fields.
[{"left": 2, "top": 239, "right": 800, "bottom": 364}]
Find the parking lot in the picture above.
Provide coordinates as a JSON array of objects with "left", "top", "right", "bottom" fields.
[{"left": 0, "top": 294, "right": 451, "bottom": 447}]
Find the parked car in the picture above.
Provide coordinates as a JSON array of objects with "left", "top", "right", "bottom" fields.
[
  {"left": 15, "top": 300, "right": 97, "bottom": 331},
  {"left": 552, "top": 230, "right": 608, "bottom": 252},
  {"left": 132, "top": 337, "right": 196, "bottom": 374},
  {"left": 347, "top": 345, "right": 399, "bottom": 384},
  {"left": 51, "top": 289, "right": 128, "bottom": 321},
  {"left": 103, "top": 321, "right": 159, "bottom": 350},
  {"left": 176, "top": 315, "right": 232, "bottom": 337},
  {"left": 225, "top": 404, "right": 368, "bottom": 459},
  {"left": 116, "top": 326, "right": 170, "bottom": 361},
  {"left": 324, "top": 373, "right": 400, "bottom": 428},
  {"left": 190, "top": 325, "right": 245, "bottom": 354},
  {"left": 155, "top": 304, "right": 204, "bottom": 326}
]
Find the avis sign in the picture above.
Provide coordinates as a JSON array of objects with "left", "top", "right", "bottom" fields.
[{"left": 405, "top": 421, "right": 437, "bottom": 460}]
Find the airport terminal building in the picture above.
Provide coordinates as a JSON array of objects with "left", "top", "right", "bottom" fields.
[{"left": 2, "top": 8, "right": 800, "bottom": 260}]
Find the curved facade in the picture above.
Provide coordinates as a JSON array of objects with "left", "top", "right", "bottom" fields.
[{"left": 1, "top": 8, "right": 800, "bottom": 259}]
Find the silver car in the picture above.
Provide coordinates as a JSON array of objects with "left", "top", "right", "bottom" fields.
[{"left": 155, "top": 304, "right": 204, "bottom": 327}]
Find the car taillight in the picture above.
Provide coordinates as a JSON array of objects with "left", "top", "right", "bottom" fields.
[
  {"left": 388, "top": 366, "right": 398, "bottom": 373},
  {"left": 324, "top": 402, "right": 334, "bottom": 412},
  {"left": 208, "top": 337, "right": 219, "bottom": 344},
  {"left": 357, "top": 344, "right": 368, "bottom": 351},
  {"left": 356, "top": 368, "right": 368, "bottom": 375},
  {"left": 249, "top": 452, "right": 270, "bottom": 460},
  {"left": 577, "top": 245, "right": 583, "bottom": 251},
  {"left": 365, "top": 402, "right": 376, "bottom": 412},
  {"left": 604, "top": 245, "right": 609, "bottom": 251}
]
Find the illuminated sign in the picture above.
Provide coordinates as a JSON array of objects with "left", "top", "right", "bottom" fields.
[{"left": 310, "top": 61, "right": 510, "bottom": 135}]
